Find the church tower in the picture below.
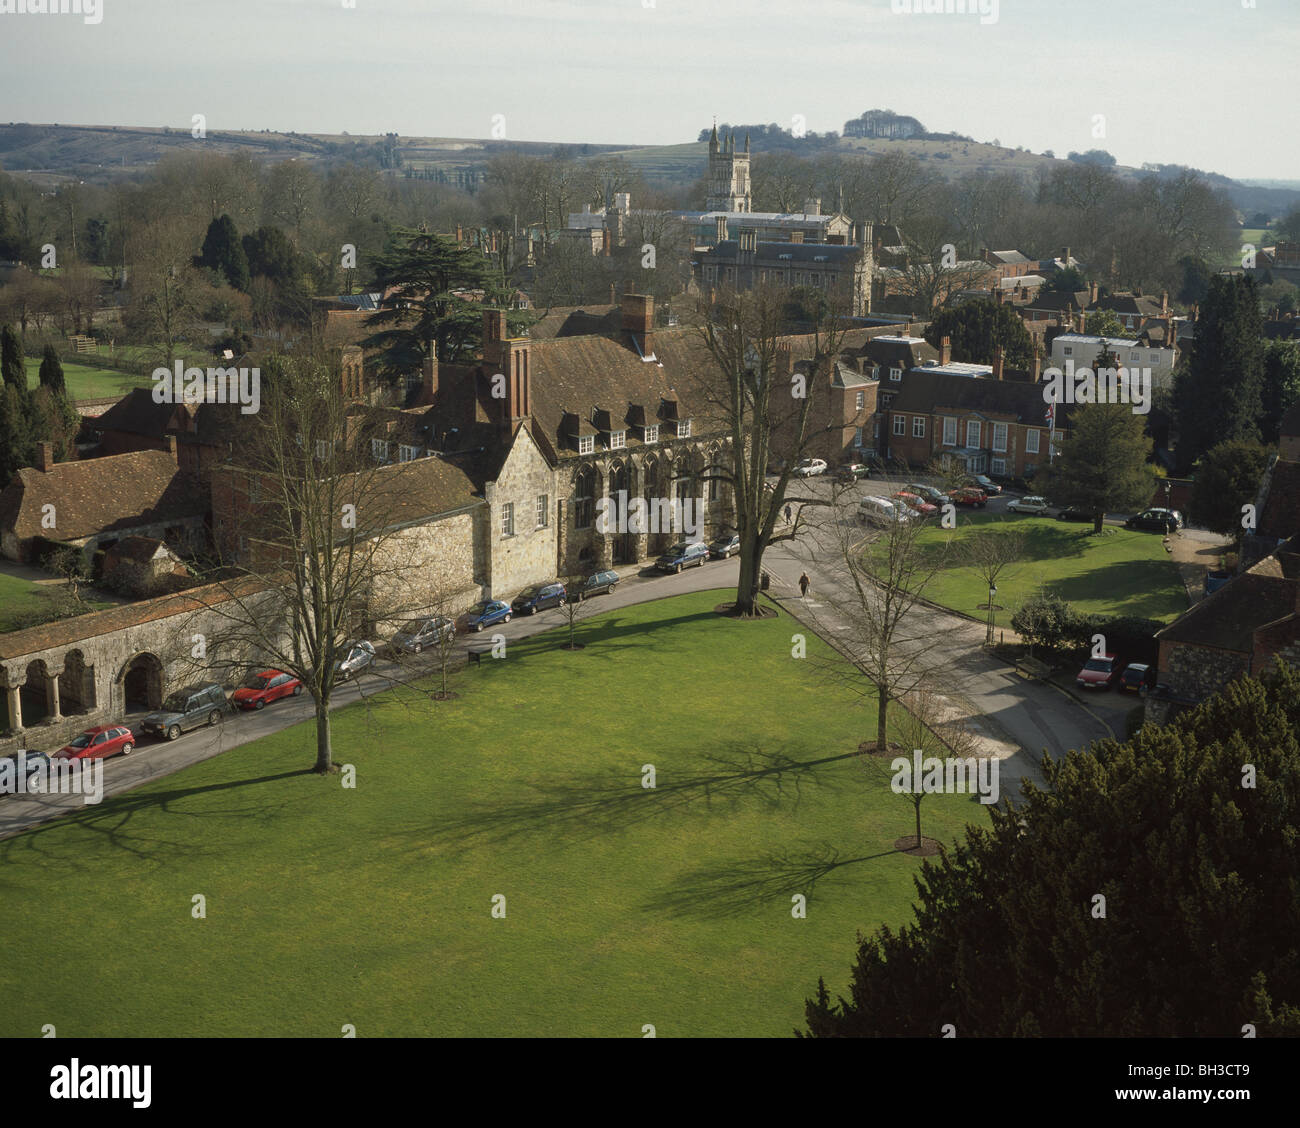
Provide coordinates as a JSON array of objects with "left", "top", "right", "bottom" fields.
[{"left": 706, "top": 124, "right": 751, "bottom": 214}]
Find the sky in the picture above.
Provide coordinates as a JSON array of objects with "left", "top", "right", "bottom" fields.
[{"left": 0, "top": 0, "right": 1297, "bottom": 180}]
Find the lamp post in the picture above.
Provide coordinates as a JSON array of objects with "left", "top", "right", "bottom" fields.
[{"left": 987, "top": 582, "right": 997, "bottom": 647}]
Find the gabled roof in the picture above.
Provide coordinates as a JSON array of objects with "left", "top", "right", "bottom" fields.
[
  {"left": 706, "top": 240, "right": 864, "bottom": 265},
  {"left": 1156, "top": 545, "right": 1300, "bottom": 653},
  {"left": 93, "top": 387, "right": 245, "bottom": 446},
  {"left": 986, "top": 250, "right": 1033, "bottom": 265},
  {"left": 0, "top": 450, "right": 206, "bottom": 542},
  {"left": 1257, "top": 459, "right": 1300, "bottom": 541}
]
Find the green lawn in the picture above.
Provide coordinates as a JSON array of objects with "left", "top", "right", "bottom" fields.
[
  {"left": 25, "top": 357, "right": 145, "bottom": 401},
  {"left": 0, "top": 571, "right": 112, "bottom": 634},
  {"left": 0, "top": 589, "right": 987, "bottom": 1038},
  {"left": 909, "top": 513, "right": 1187, "bottom": 628}
]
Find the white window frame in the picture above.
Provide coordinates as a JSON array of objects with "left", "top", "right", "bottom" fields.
[
  {"left": 578, "top": 434, "right": 594, "bottom": 455},
  {"left": 855, "top": 390, "right": 865, "bottom": 411},
  {"left": 609, "top": 430, "right": 626, "bottom": 451},
  {"left": 943, "top": 416, "right": 957, "bottom": 446},
  {"left": 1062, "top": 346, "right": 1072, "bottom": 356},
  {"left": 992, "top": 422, "right": 1008, "bottom": 453},
  {"left": 398, "top": 444, "right": 419, "bottom": 462},
  {"left": 893, "top": 414, "right": 906, "bottom": 436},
  {"left": 854, "top": 426, "right": 864, "bottom": 448},
  {"left": 912, "top": 416, "right": 925, "bottom": 438},
  {"left": 1026, "top": 428, "right": 1040, "bottom": 454},
  {"left": 991, "top": 458, "right": 1007, "bottom": 476},
  {"left": 315, "top": 439, "right": 332, "bottom": 461},
  {"left": 889, "top": 367, "right": 902, "bottom": 382},
  {"left": 501, "top": 502, "right": 515, "bottom": 538},
  {"left": 678, "top": 419, "right": 692, "bottom": 438},
  {"left": 643, "top": 424, "right": 658, "bottom": 444},
  {"left": 371, "top": 438, "right": 389, "bottom": 463},
  {"left": 536, "top": 493, "right": 549, "bottom": 529},
  {"left": 966, "top": 420, "right": 981, "bottom": 448}
]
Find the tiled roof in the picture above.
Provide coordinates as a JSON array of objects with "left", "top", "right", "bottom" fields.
[
  {"left": 1258, "top": 459, "right": 1300, "bottom": 541},
  {"left": 0, "top": 450, "right": 206, "bottom": 542},
  {"left": 523, "top": 305, "right": 622, "bottom": 340},
  {"left": 706, "top": 240, "right": 864, "bottom": 265},
  {"left": 885, "top": 368, "right": 1067, "bottom": 427},
  {"left": 94, "top": 387, "right": 245, "bottom": 446},
  {"left": 1156, "top": 549, "right": 1300, "bottom": 652}
]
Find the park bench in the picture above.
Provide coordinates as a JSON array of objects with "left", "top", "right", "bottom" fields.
[{"left": 1015, "top": 656, "right": 1051, "bottom": 680}]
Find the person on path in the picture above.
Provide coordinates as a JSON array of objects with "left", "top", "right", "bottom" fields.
[
  {"left": 798, "top": 572, "right": 810, "bottom": 598},
  {"left": 784, "top": 504, "right": 793, "bottom": 524}
]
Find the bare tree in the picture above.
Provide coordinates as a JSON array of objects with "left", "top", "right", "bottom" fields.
[
  {"left": 694, "top": 283, "right": 851, "bottom": 615},
  {"left": 962, "top": 524, "right": 1026, "bottom": 646}
]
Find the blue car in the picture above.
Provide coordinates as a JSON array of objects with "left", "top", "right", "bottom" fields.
[
  {"left": 655, "top": 542, "right": 709, "bottom": 573},
  {"left": 461, "top": 599, "right": 512, "bottom": 633},
  {"left": 511, "top": 582, "right": 567, "bottom": 615}
]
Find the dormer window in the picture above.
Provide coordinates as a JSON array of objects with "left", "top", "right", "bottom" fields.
[
  {"left": 609, "top": 430, "right": 625, "bottom": 451},
  {"left": 399, "top": 444, "right": 420, "bottom": 462},
  {"left": 677, "top": 419, "right": 691, "bottom": 438},
  {"left": 371, "top": 438, "right": 390, "bottom": 463},
  {"left": 889, "top": 367, "right": 901, "bottom": 382},
  {"left": 578, "top": 435, "right": 594, "bottom": 455},
  {"left": 644, "top": 425, "right": 658, "bottom": 444}
]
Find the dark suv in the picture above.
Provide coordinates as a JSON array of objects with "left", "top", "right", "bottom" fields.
[
  {"left": 141, "top": 684, "right": 228, "bottom": 741},
  {"left": 511, "top": 582, "right": 567, "bottom": 614},
  {"left": 656, "top": 542, "right": 709, "bottom": 573}
]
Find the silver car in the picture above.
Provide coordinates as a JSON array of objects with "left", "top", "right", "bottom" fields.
[{"left": 334, "top": 640, "right": 376, "bottom": 680}]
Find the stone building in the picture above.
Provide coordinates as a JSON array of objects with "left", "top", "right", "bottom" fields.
[
  {"left": 696, "top": 231, "right": 873, "bottom": 316},
  {"left": 706, "top": 125, "right": 751, "bottom": 213}
]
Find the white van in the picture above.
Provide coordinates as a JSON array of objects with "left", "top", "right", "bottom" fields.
[{"left": 858, "top": 495, "right": 912, "bottom": 528}]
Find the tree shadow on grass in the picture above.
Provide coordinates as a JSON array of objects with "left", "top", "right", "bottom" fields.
[
  {"left": 640, "top": 843, "right": 897, "bottom": 919},
  {"left": 407, "top": 744, "right": 862, "bottom": 854},
  {"left": 0, "top": 768, "right": 315, "bottom": 875}
]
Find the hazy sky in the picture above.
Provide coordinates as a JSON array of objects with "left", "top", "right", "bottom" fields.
[{"left": 1, "top": 0, "right": 1297, "bottom": 179}]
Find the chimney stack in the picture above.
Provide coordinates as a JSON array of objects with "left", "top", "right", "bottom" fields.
[
  {"left": 715, "top": 215, "right": 728, "bottom": 244},
  {"left": 940, "top": 336, "right": 951, "bottom": 366},
  {"left": 993, "top": 345, "right": 1005, "bottom": 381},
  {"left": 36, "top": 441, "right": 55, "bottom": 472},
  {"left": 500, "top": 340, "right": 532, "bottom": 430},
  {"left": 622, "top": 293, "right": 655, "bottom": 357},
  {"left": 1032, "top": 338, "right": 1042, "bottom": 384},
  {"left": 1088, "top": 280, "right": 1099, "bottom": 305},
  {"left": 602, "top": 228, "right": 612, "bottom": 257},
  {"left": 482, "top": 308, "right": 507, "bottom": 367},
  {"left": 422, "top": 343, "right": 439, "bottom": 401},
  {"left": 1160, "top": 290, "right": 1169, "bottom": 317},
  {"left": 1061, "top": 246, "right": 1071, "bottom": 266}
]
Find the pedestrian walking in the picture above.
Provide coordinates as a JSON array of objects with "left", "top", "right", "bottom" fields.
[
  {"left": 798, "top": 572, "right": 810, "bottom": 598},
  {"left": 784, "top": 504, "right": 793, "bottom": 524}
]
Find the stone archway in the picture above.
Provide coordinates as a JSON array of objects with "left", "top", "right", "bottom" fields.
[
  {"left": 119, "top": 652, "right": 164, "bottom": 715},
  {"left": 19, "top": 660, "right": 53, "bottom": 728},
  {"left": 59, "top": 649, "right": 96, "bottom": 716}
]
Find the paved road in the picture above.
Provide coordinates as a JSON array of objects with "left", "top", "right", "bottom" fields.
[{"left": 2, "top": 477, "right": 1144, "bottom": 835}]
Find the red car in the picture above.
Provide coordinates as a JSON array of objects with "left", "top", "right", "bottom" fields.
[
  {"left": 948, "top": 486, "right": 988, "bottom": 508},
  {"left": 892, "top": 491, "right": 938, "bottom": 517},
  {"left": 1076, "top": 654, "right": 1123, "bottom": 690},
  {"left": 231, "top": 670, "right": 303, "bottom": 710},
  {"left": 55, "top": 725, "right": 135, "bottom": 761}
]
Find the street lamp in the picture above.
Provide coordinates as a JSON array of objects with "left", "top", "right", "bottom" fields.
[{"left": 987, "top": 582, "right": 997, "bottom": 647}]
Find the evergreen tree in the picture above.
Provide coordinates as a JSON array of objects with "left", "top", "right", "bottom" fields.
[
  {"left": 0, "top": 383, "right": 33, "bottom": 483},
  {"left": 28, "top": 385, "right": 80, "bottom": 464},
  {"left": 37, "top": 345, "right": 66, "bottom": 397},
  {"left": 923, "top": 299, "right": 1034, "bottom": 369},
  {"left": 1, "top": 322, "right": 25, "bottom": 394},
  {"left": 195, "top": 214, "right": 251, "bottom": 291},
  {"left": 1037, "top": 401, "right": 1155, "bottom": 533},
  {"left": 1261, "top": 339, "right": 1300, "bottom": 444},
  {"left": 1188, "top": 439, "right": 1271, "bottom": 542},
  {"left": 1173, "top": 274, "right": 1264, "bottom": 471},
  {"left": 803, "top": 664, "right": 1300, "bottom": 1037}
]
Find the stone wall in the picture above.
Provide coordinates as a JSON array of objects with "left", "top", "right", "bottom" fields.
[{"left": 483, "top": 427, "right": 559, "bottom": 598}]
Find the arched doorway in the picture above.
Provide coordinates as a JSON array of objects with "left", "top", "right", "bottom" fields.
[
  {"left": 19, "top": 660, "right": 51, "bottom": 727},
  {"left": 60, "top": 649, "right": 96, "bottom": 715},
  {"left": 120, "top": 652, "right": 163, "bottom": 715}
]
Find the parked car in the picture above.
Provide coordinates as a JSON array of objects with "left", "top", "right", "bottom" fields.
[
  {"left": 573, "top": 570, "right": 620, "bottom": 600},
  {"left": 1076, "top": 654, "right": 1123, "bottom": 690},
  {"left": 232, "top": 670, "right": 303, "bottom": 711},
  {"left": 1125, "top": 507, "right": 1183, "bottom": 533},
  {"left": 1057, "top": 506, "right": 1095, "bottom": 522},
  {"left": 0, "top": 749, "right": 49, "bottom": 796},
  {"left": 1119, "top": 662, "right": 1156, "bottom": 693},
  {"left": 54, "top": 725, "right": 135, "bottom": 761},
  {"left": 967, "top": 473, "right": 1002, "bottom": 496},
  {"left": 892, "top": 490, "right": 938, "bottom": 518},
  {"left": 511, "top": 582, "right": 567, "bottom": 614},
  {"left": 334, "top": 640, "right": 376, "bottom": 681},
  {"left": 905, "top": 483, "right": 947, "bottom": 506},
  {"left": 390, "top": 616, "right": 456, "bottom": 653},
  {"left": 707, "top": 533, "right": 741, "bottom": 560},
  {"left": 858, "top": 495, "right": 913, "bottom": 528},
  {"left": 461, "top": 600, "right": 512, "bottom": 633},
  {"left": 656, "top": 541, "right": 710, "bottom": 573},
  {"left": 835, "top": 463, "right": 871, "bottom": 483},
  {"left": 1007, "top": 495, "right": 1050, "bottom": 515},
  {"left": 948, "top": 486, "right": 987, "bottom": 508},
  {"left": 141, "top": 684, "right": 229, "bottom": 741},
  {"left": 791, "top": 458, "right": 828, "bottom": 478}
]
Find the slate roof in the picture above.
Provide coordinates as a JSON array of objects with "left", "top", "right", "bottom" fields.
[
  {"left": 523, "top": 305, "right": 622, "bottom": 340},
  {"left": 1156, "top": 547, "right": 1300, "bottom": 653},
  {"left": 1257, "top": 459, "right": 1300, "bottom": 542},
  {"left": 94, "top": 387, "right": 245, "bottom": 447},
  {"left": 986, "top": 250, "right": 1033, "bottom": 265},
  {"left": 0, "top": 450, "right": 206, "bottom": 542},
  {"left": 885, "top": 368, "right": 1067, "bottom": 427},
  {"left": 706, "top": 240, "right": 864, "bottom": 265}
]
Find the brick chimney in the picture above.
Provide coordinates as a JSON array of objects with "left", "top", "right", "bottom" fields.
[
  {"left": 939, "top": 336, "right": 951, "bottom": 366},
  {"left": 482, "top": 308, "right": 507, "bottom": 367},
  {"left": 739, "top": 229, "right": 757, "bottom": 259},
  {"left": 1088, "top": 280, "right": 1099, "bottom": 305},
  {"left": 1061, "top": 246, "right": 1071, "bottom": 265},
  {"left": 422, "top": 343, "right": 439, "bottom": 401},
  {"left": 622, "top": 293, "right": 655, "bottom": 357},
  {"left": 1032, "top": 339, "right": 1042, "bottom": 384},
  {"left": 36, "top": 441, "right": 55, "bottom": 472},
  {"left": 500, "top": 339, "right": 532, "bottom": 430},
  {"left": 992, "top": 345, "right": 1005, "bottom": 381},
  {"left": 601, "top": 228, "right": 611, "bottom": 257}
]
